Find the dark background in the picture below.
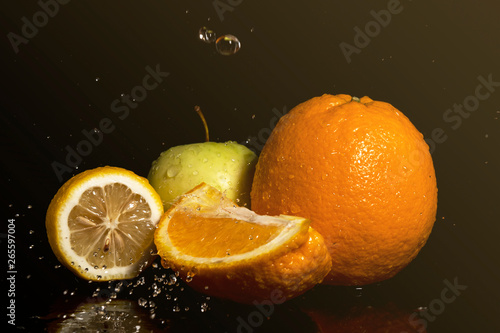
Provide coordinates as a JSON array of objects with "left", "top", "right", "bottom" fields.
[{"left": 2, "top": 1, "right": 499, "bottom": 332}]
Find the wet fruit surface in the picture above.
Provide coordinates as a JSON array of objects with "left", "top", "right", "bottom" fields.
[{"left": 251, "top": 94, "right": 438, "bottom": 285}]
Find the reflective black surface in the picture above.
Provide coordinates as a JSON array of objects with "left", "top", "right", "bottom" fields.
[{"left": 2, "top": 1, "right": 500, "bottom": 332}]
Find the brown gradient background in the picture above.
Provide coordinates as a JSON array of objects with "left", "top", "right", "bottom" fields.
[{"left": 1, "top": 1, "right": 499, "bottom": 332}]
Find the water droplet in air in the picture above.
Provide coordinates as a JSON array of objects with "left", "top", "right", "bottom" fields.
[
  {"left": 172, "top": 305, "right": 181, "bottom": 312},
  {"left": 215, "top": 35, "right": 241, "bottom": 56},
  {"left": 200, "top": 302, "right": 209, "bottom": 312},
  {"left": 29, "top": 230, "right": 34, "bottom": 234},
  {"left": 95, "top": 77, "right": 100, "bottom": 82},
  {"left": 138, "top": 298, "right": 147, "bottom": 307},
  {"left": 198, "top": 26, "right": 217, "bottom": 43},
  {"left": 27, "top": 205, "right": 32, "bottom": 209}
]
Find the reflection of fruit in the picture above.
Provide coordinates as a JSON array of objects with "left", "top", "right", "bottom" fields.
[
  {"left": 251, "top": 94, "right": 438, "bottom": 285},
  {"left": 148, "top": 141, "right": 257, "bottom": 210},
  {"left": 46, "top": 166, "right": 164, "bottom": 281},
  {"left": 154, "top": 183, "right": 331, "bottom": 304},
  {"left": 306, "top": 304, "right": 427, "bottom": 333},
  {"left": 48, "top": 299, "right": 163, "bottom": 333}
]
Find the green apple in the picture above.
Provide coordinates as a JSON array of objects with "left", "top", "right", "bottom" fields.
[{"left": 148, "top": 141, "right": 257, "bottom": 210}]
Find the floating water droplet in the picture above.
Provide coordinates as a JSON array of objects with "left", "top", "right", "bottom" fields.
[
  {"left": 29, "top": 244, "right": 34, "bottom": 249},
  {"left": 95, "top": 77, "right": 100, "bottom": 82},
  {"left": 198, "top": 26, "right": 217, "bottom": 43},
  {"left": 168, "top": 274, "right": 177, "bottom": 285},
  {"left": 200, "top": 302, "right": 209, "bottom": 312},
  {"left": 138, "top": 297, "right": 148, "bottom": 307},
  {"left": 29, "top": 229, "right": 34, "bottom": 234},
  {"left": 215, "top": 35, "right": 241, "bottom": 56},
  {"left": 27, "top": 205, "right": 32, "bottom": 209},
  {"left": 172, "top": 305, "right": 181, "bottom": 312}
]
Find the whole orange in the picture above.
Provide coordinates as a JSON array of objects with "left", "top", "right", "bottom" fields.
[{"left": 251, "top": 94, "right": 438, "bottom": 286}]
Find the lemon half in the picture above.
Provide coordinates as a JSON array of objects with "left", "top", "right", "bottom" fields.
[{"left": 46, "top": 166, "right": 164, "bottom": 281}]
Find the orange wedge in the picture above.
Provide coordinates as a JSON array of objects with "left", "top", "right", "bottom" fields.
[{"left": 154, "top": 183, "right": 332, "bottom": 303}]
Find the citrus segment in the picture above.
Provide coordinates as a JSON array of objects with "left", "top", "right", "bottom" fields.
[
  {"left": 46, "top": 166, "right": 164, "bottom": 281},
  {"left": 167, "top": 212, "right": 281, "bottom": 257},
  {"left": 154, "top": 183, "right": 331, "bottom": 303}
]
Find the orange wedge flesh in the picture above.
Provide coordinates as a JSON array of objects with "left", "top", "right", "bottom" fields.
[
  {"left": 168, "top": 212, "right": 281, "bottom": 257},
  {"left": 154, "top": 183, "right": 332, "bottom": 303}
]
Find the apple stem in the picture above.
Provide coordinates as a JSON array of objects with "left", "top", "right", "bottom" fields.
[{"left": 195, "top": 105, "right": 209, "bottom": 142}]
